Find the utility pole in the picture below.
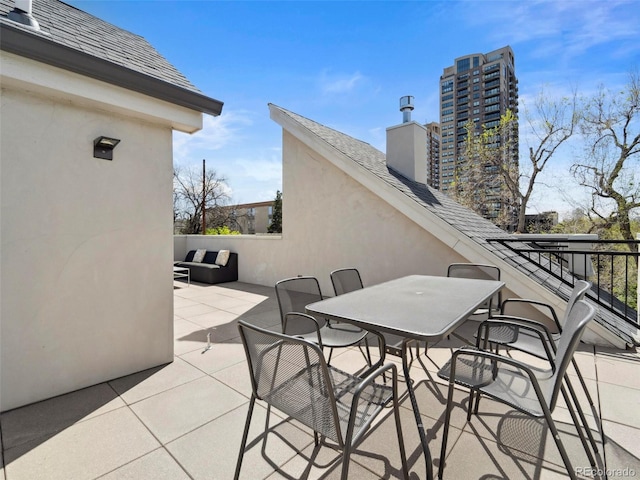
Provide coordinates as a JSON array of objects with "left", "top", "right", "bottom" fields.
[{"left": 202, "top": 159, "right": 206, "bottom": 235}]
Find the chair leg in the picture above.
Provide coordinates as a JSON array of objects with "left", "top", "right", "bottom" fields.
[
  {"left": 392, "top": 369, "right": 411, "bottom": 479},
  {"left": 562, "top": 378, "right": 599, "bottom": 463},
  {"left": 438, "top": 381, "right": 457, "bottom": 479},
  {"left": 466, "top": 390, "right": 474, "bottom": 421},
  {"left": 359, "top": 337, "right": 373, "bottom": 367},
  {"left": 327, "top": 347, "right": 334, "bottom": 365},
  {"left": 541, "top": 402, "right": 578, "bottom": 480},
  {"left": 234, "top": 395, "right": 256, "bottom": 480}
]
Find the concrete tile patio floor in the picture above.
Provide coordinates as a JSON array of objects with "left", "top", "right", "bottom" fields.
[{"left": 1, "top": 280, "right": 639, "bottom": 480}]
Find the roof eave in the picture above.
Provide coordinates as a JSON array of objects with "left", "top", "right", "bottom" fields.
[{"left": 0, "top": 22, "right": 223, "bottom": 117}]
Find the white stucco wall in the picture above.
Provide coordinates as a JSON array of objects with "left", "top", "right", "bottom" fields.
[
  {"left": 174, "top": 130, "right": 469, "bottom": 297},
  {"left": 1, "top": 62, "right": 180, "bottom": 410}
]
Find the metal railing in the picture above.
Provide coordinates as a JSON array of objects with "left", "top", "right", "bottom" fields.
[{"left": 487, "top": 237, "right": 639, "bottom": 329}]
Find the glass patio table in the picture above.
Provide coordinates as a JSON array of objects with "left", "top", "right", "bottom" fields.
[{"left": 306, "top": 274, "right": 504, "bottom": 480}]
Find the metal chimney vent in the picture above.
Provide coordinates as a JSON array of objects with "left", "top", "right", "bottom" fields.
[
  {"left": 399, "top": 96, "right": 414, "bottom": 123},
  {"left": 7, "top": 0, "right": 40, "bottom": 30}
]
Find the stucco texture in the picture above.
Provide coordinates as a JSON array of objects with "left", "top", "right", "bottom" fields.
[{"left": 1, "top": 86, "right": 174, "bottom": 411}]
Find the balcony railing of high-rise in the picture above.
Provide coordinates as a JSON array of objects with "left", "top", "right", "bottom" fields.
[{"left": 486, "top": 236, "right": 639, "bottom": 334}]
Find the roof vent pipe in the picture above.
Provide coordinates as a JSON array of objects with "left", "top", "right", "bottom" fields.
[
  {"left": 8, "top": 0, "right": 40, "bottom": 30},
  {"left": 399, "top": 95, "right": 414, "bottom": 123}
]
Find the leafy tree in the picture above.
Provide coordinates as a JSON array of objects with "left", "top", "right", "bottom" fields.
[
  {"left": 173, "top": 164, "right": 233, "bottom": 234},
  {"left": 268, "top": 190, "right": 282, "bottom": 233},
  {"left": 571, "top": 70, "right": 640, "bottom": 254},
  {"left": 456, "top": 110, "right": 519, "bottom": 231},
  {"left": 206, "top": 226, "right": 241, "bottom": 235},
  {"left": 552, "top": 211, "right": 638, "bottom": 309},
  {"left": 459, "top": 87, "right": 579, "bottom": 233}
]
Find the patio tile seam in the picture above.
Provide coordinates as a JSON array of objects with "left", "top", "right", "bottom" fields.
[
  {"left": 595, "top": 378, "right": 640, "bottom": 392},
  {"left": 91, "top": 446, "right": 193, "bottom": 480},
  {"left": 178, "top": 353, "right": 246, "bottom": 377},
  {"left": 115, "top": 371, "right": 209, "bottom": 409}
]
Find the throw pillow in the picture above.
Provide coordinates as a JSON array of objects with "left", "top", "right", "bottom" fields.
[
  {"left": 215, "top": 250, "right": 230, "bottom": 266},
  {"left": 192, "top": 249, "right": 207, "bottom": 263}
]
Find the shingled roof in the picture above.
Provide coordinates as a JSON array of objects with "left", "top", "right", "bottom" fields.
[
  {"left": 0, "top": 0, "right": 222, "bottom": 115},
  {"left": 270, "top": 104, "right": 638, "bottom": 347}
]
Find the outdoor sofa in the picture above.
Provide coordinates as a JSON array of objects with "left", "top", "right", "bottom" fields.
[{"left": 175, "top": 249, "right": 238, "bottom": 284}]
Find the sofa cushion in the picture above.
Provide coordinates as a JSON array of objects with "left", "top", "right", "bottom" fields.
[
  {"left": 177, "top": 262, "right": 220, "bottom": 270},
  {"left": 192, "top": 249, "right": 207, "bottom": 263},
  {"left": 215, "top": 250, "right": 230, "bottom": 266}
]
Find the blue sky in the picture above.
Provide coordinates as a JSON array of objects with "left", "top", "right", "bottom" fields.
[{"left": 68, "top": 0, "right": 640, "bottom": 216}]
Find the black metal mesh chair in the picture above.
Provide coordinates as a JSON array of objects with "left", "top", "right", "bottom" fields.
[
  {"left": 477, "top": 280, "right": 595, "bottom": 408},
  {"left": 447, "top": 263, "right": 502, "bottom": 319},
  {"left": 330, "top": 268, "right": 405, "bottom": 357},
  {"left": 330, "top": 267, "right": 364, "bottom": 296},
  {"left": 437, "top": 300, "right": 599, "bottom": 480},
  {"left": 235, "top": 320, "right": 409, "bottom": 480},
  {"left": 439, "top": 263, "right": 502, "bottom": 348},
  {"left": 275, "top": 276, "right": 371, "bottom": 365}
]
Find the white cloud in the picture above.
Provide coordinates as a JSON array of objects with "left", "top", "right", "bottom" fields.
[
  {"left": 319, "top": 70, "right": 366, "bottom": 94},
  {"left": 233, "top": 152, "right": 282, "bottom": 184},
  {"left": 173, "top": 110, "right": 254, "bottom": 163},
  {"left": 463, "top": 0, "right": 639, "bottom": 61}
]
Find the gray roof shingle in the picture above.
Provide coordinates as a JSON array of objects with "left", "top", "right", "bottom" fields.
[{"left": 0, "top": 0, "right": 222, "bottom": 115}]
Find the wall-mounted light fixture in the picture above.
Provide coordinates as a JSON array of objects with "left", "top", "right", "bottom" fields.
[{"left": 93, "top": 136, "right": 121, "bottom": 160}]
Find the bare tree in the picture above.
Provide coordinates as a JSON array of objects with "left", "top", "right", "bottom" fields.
[
  {"left": 518, "top": 87, "right": 580, "bottom": 232},
  {"left": 572, "top": 70, "right": 640, "bottom": 253},
  {"left": 173, "top": 164, "right": 233, "bottom": 234}
]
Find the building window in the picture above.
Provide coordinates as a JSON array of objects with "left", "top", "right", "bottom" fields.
[
  {"left": 441, "top": 81, "right": 453, "bottom": 93},
  {"left": 483, "top": 63, "right": 499, "bottom": 73},
  {"left": 457, "top": 58, "right": 470, "bottom": 73},
  {"left": 473, "top": 56, "right": 480, "bottom": 68}
]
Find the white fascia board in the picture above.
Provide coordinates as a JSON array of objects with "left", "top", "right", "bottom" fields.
[
  {"left": 1, "top": 51, "right": 203, "bottom": 133},
  {"left": 270, "top": 106, "right": 627, "bottom": 348}
]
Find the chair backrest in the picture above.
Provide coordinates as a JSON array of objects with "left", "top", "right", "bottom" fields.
[
  {"left": 546, "top": 300, "right": 597, "bottom": 410},
  {"left": 275, "top": 276, "right": 325, "bottom": 332},
  {"left": 330, "top": 268, "right": 364, "bottom": 296},
  {"left": 447, "top": 263, "right": 502, "bottom": 311},
  {"left": 561, "top": 280, "right": 592, "bottom": 326},
  {"left": 237, "top": 320, "right": 343, "bottom": 445}
]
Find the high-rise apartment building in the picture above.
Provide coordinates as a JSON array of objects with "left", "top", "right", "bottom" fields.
[
  {"left": 438, "top": 46, "right": 519, "bottom": 226},
  {"left": 425, "top": 122, "right": 440, "bottom": 189}
]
